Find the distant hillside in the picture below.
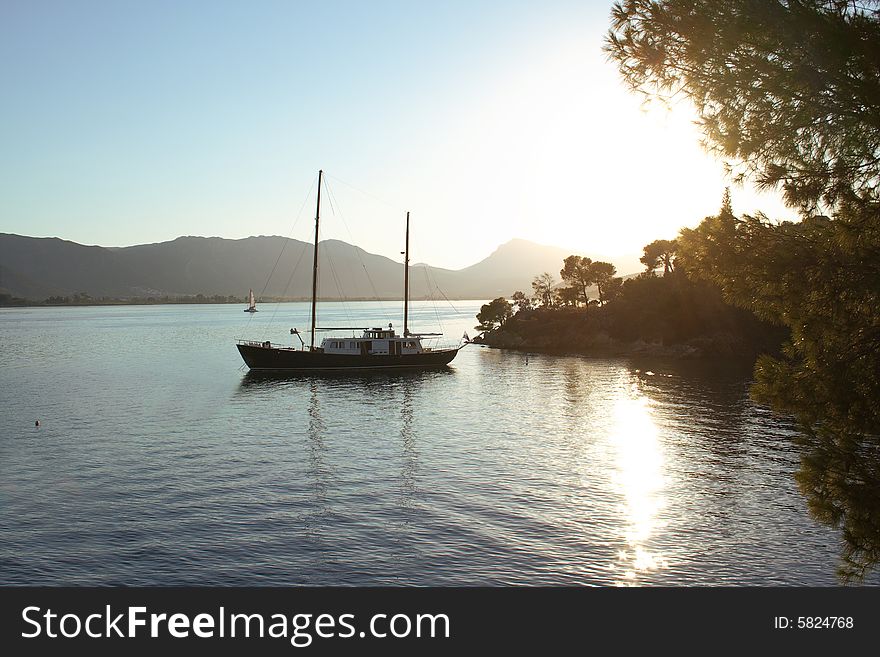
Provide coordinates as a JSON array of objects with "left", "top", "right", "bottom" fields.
[
  {"left": 0, "top": 233, "right": 640, "bottom": 302},
  {"left": 0, "top": 235, "right": 139, "bottom": 299},
  {"left": 456, "top": 238, "right": 641, "bottom": 297}
]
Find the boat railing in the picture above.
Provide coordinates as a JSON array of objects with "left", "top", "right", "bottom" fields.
[
  {"left": 237, "top": 339, "right": 298, "bottom": 350},
  {"left": 417, "top": 336, "right": 465, "bottom": 352}
]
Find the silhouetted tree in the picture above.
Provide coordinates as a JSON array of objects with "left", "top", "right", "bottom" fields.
[
  {"left": 640, "top": 239, "right": 677, "bottom": 275},
  {"left": 608, "top": 2, "right": 880, "bottom": 424},
  {"left": 476, "top": 297, "right": 513, "bottom": 331},
  {"left": 720, "top": 187, "right": 734, "bottom": 220},
  {"left": 606, "top": 0, "right": 880, "bottom": 211},
  {"left": 560, "top": 255, "right": 594, "bottom": 305},
  {"left": 511, "top": 290, "right": 532, "bottom": 312},
  {"left": 794, "top": 429, "right": 880, "bottom": 583},
  {"left": 609, "top": 1, "right": 880, "bottom": 581},
  {"left": 602, "top": 276, "right": 624, "bottom": 304},
  {"left": 531, "top": 272, "right": 556, "bottom": 307},
  {"left": 588, "top": 261, "right": 620, "bottom": 306},
  {"left": 555, "top": 286, "right": 581, "bottom": 307},
  {"left": 678, "top": 206, "right": 880, "bottom": 431}
]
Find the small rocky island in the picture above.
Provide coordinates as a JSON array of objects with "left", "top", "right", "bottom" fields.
[{"left": 473, "top": 201, "right": 787, "bottom": 362}]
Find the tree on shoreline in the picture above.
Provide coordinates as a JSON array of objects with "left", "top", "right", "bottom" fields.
[
  {"left": 554, "top": 285, "right": 581, "bottom": 307},
  {"left": 640, "top": 239, "right": 677, "bottom": 275},
  {"left": 476, "top": 297, "right": 513, "bottom": 331},
  {"left": 559, "top": 255, "right": 624, "bottom": 306},
  {"left": 531, "top": 273, "right": 556, "bottom": 307},
  {"left": 560, "top": 255, "right": 594, "bottom": 305},
  {"left": 608, "top": 0, "right": 880, "bottom": 430},
  {"left": 511, "top": 290, "right": 532, "bottom": 312},
  {"left": 606, "top": 0, "right": 880, "bottom": 212},
  {"left": 608, "top": 0, "right": 880, "bottom": 580},
  {"left": 590, "top": 261, "right": 620, "bottom": 305}
]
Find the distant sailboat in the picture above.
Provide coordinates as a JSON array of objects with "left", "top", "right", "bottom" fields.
[{"left": 244, "top": 289, "right": 258, "bottom": 313}]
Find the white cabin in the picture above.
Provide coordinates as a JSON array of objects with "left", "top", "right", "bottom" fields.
[{"left": 319, "top": 327, "right": 427, "bottom": 355}]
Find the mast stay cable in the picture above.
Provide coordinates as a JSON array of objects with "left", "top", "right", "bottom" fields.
[{"left": 239, "top": 175, "right": 316, "bottom": 340}]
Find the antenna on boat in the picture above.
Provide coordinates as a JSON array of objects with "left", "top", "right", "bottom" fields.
[
  {"left": 310, "top": 170, "right": 322, "bottom": 350},
  {"left": 403, "top": 211, "right": 410, "bottom": 337}
]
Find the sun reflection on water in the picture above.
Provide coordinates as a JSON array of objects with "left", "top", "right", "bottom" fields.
[{"left": 609, "top": 384, "right": 669, "bottom": 585}]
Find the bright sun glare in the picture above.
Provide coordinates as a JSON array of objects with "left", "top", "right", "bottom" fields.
[
  {"left": 609, "top": 385, "right": 668, "bottom": 584},
  {"left": 395, "top": 33, "right": 794, "bottom": 268}
]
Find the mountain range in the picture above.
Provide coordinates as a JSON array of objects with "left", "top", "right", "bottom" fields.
[{"left": 0, "top": 233, "right": 641, "bottom": 301}]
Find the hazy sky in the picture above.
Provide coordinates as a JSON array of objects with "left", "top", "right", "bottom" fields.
[{"left": 0, "top": 0, "right": 794, "bottom": 269}]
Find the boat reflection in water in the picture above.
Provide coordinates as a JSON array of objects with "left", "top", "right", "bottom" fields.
[
  {"left": 237, "top": 367, "right": 453, "bottom": 391},
  {"left": 399, "top": 379, "right": 418, "bottom": 510},
  {"left": 306, "top": 380, "right": 328, "bottom": 528},
  {"left": 235, "top": 368, "right": 449, "bottom": 535}
]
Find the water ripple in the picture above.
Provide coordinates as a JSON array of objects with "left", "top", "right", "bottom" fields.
[{"left": 0, "top": 303, "right": 871, "bottom": 585}]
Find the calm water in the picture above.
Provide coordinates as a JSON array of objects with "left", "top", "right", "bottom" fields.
[{"left": 0, "top": 302, "right": 874, "bottom": 585}]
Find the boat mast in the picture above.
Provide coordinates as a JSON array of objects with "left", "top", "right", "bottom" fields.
[
  {"left": 403, "top": 211, "right": 410, "bottom": 337},
  {"left": 310, "top": 170, "right": 322, "bottom": 350}
]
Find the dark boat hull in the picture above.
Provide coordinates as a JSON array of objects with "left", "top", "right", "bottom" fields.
[{"left": 236, "top": 342, "right": 460, "bottom": 371}]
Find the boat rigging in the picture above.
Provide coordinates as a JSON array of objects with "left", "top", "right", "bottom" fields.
[{"left": 236, "top": 170, "right": 465, "bottom": 371}]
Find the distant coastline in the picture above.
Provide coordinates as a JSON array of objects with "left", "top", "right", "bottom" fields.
[
  {"left": 0, "top": 232, "right": 640, "bottom": 305},
  {"left": 0, "top": 293, "right": 483, "bottom": 308}
]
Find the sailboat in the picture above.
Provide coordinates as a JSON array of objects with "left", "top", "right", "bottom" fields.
[
  {"left": 244, "top": 289, "right": 258, "bottom": 313},
  {"left": 235, "top": 170, "right": 464, "bottom": 371}
]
